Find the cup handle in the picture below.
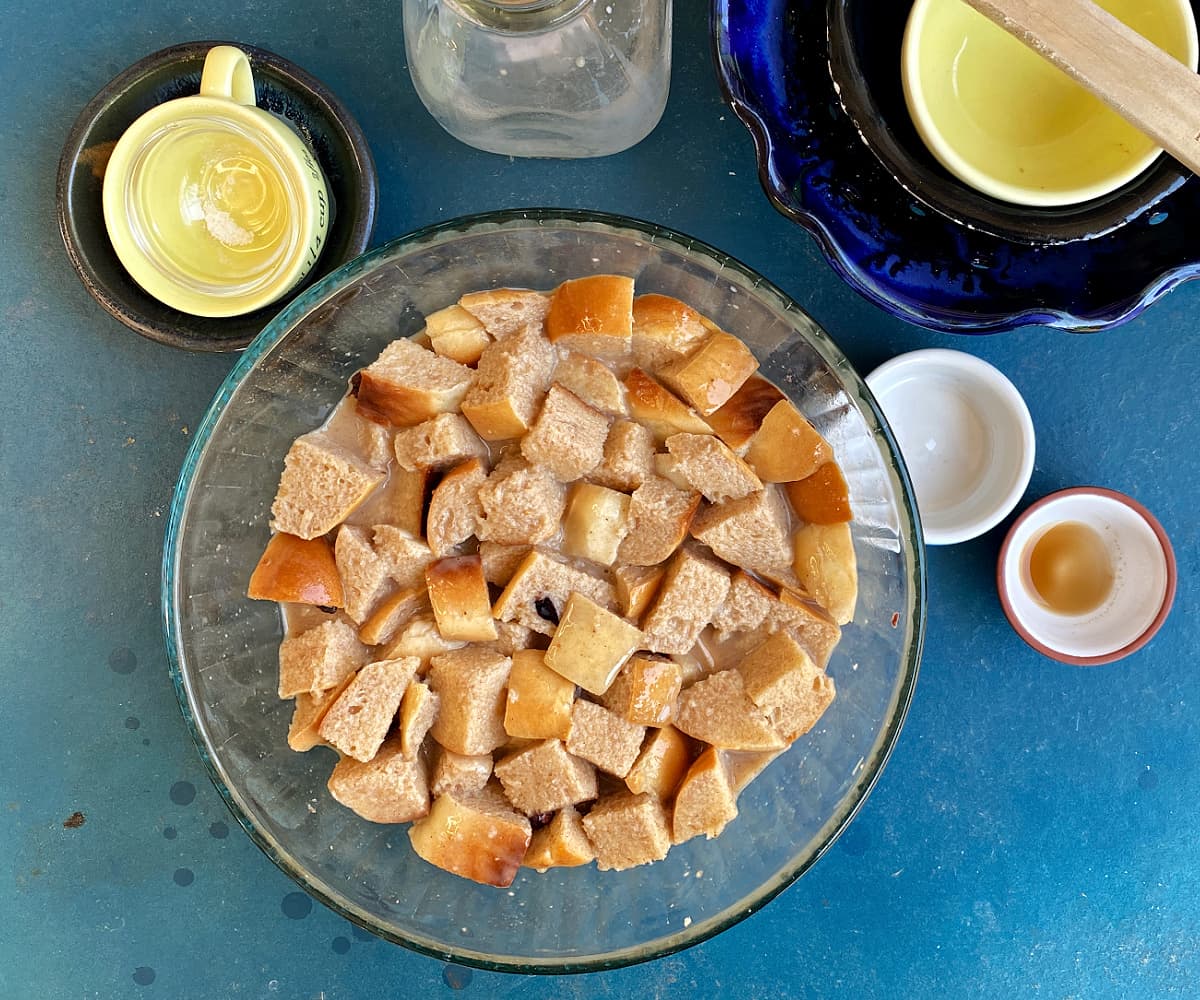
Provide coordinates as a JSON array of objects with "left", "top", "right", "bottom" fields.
[{"left": 199, "top": 45, "right": 257, "bottom": 106}]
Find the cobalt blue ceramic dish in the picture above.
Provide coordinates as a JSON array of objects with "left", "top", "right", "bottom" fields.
[{"left": 712, "top": 0, "right": 1200, "bottom": 333}]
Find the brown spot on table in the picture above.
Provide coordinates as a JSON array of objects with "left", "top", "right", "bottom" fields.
[
  {"left": 63, "top": 811, "right": 86, "bottom": 828},
  {"left": 79, "top": 141, "right": 116, "bottom": 180}
]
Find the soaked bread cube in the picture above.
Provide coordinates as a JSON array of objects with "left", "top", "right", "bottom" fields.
[
  {"left": 664, "top": 433, "right": 762, "bottom": 502},
  {"left": 582, "top": 790, "right": 671, "bottom": 871},
  {"left": 357, "top": 586, "right": 428, "bottom": 647},
  {"left": 278, "top": 619, "right": 368, "bottom": 699},
  {"left": 461, "top": 323, "right": 557, "bottom": 441},
  {"left": 504, "top": 649, "right": 575, "bottom": 741},
  {"left": 623, "top": 369, "right": 713, "bottom": 443},
  {"left": 479, "top": 542, "right": 532, "bottom": 587},
  {"left": 671, "top": 746, "right": 738, "bottom": 844},
  {"left": 476, "top": 457, "right": 566, "bottom": 546},
  {"left": 494, "top": 739, "right": 598, "bottom": 815},
  {"left": 392, "top": 413, "right": 487, "bottom": 472},
  {"left": 354, "top": 337, "right": 473, "bottom": 427},
  {"left": 545, "top": 274, "right": 634, "bottom": 360},
  {"left": 431, "top": 746, "right": 493, "bottom": 799},
  {"left": 631, "top": 293, "right": 714, "bottom": 371},
  {"left": 318, "top": 656, "right": 420, "bottom": 762},
  {"left": 425, "top": 304, "right": 490, "bottom": 365},
  {"left": 408, "top": 785, "right": 531, "bottom": 887},
  {"left": 427, "top": 648, "right": 511, "bottom": 756},
  {"left": 641, "top": 545, "right": 731, "bottom": 655},
  {"left": 625, "top": 724, "right": 692, "bottom": 799},
  {"left": 371, "top": 525, "right": 435, "bottom": 589},
  {"left": 459, "top": 288, "right": 550, "bottom": 339},
  {"left": 492, "top": 550, "right": 616, "bottom": 636},
  {"left": 704, "top": 375, "right": 785, "bottom": 453},
  {"left": 520, "top": 385, "right": 610, "bottom": 482},
  {"left": 524, "top": 805, "right": 595, "bottom": 871},
  {"left": 613, "top": 564, "right": 665, "bottom": 624},
  {"left": 544, "top": 594, "right": 643, "bottom": 696},
  {"left": 287, "top": 674, "right": 355, "bottom": 752},
  {"left": 327, "top": 738, "right": 430, "bottom": 824},
  {"left": 616, "top": 475, "right": 701, "bottom": 567},
  {"left": 398, "top": 680, "right": 440, "bottom": 758},
  {"left": 566, "top": 700, "right": 646, "bottom": 778},
  {"left": 334, "top": 524, "right": 392, "bottom": 624},
  {"left": 248, "top": 532, "right": 344, "bottom": 609},
  {"left": 674, "top": 669, "right": 786, "bottom": 752},
  {"left": 270, "top": 433, "right": 385, "bottom": 540},
  {"left": 554, "top": 351, "right": 628, "bottom": 416},
  {"left": 738, "top": 632, "right": 836, "bottom": 741},
  {"left": 590, "top": 419, "right": 655, "bottom": 492},
  {"left": 690, "top": 486, "right": 796, "bottom": 587},
  {"left": 792, "top": 522, "right": 857, "bottom": 625},
  {"left": 659, "top": 330, "right": 759, "bottom": 416},
  {"left": 426, "top": 555, "right": 498, "bottom": 642},
  {"left": 426, "top": 457, "right": 487, "bottom": 557},
  {"left": 744, "top": 400, "right": 832, "bottom": 483},
  {"left": 599, "top": 654, "right": 683, "bottom": 728}
]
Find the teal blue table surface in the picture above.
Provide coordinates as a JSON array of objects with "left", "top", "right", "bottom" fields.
[{"left": 3, "top": 4, "right": 1198, "bottom": 998}]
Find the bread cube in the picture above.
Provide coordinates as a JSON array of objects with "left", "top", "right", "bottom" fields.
[
  {"left": 357, "top": 586, "right": 428, "bottom": 647},
  {"left": 426, "top": 458, "right": 487, "bottom": 558},
  {"left": 599, "top": 654, "right": 683, "bottom": 727},
  {"left": 674, "top": 670, "right": 786, "bottom": 751},
  {"left": 270, "top": 433, "right": 384, "bottom": 540},
  {"left": 321, "top": 396, "right": 395, "bottom": 469},
  {"left": 334, "top": 524, "right": 393, "bottom": 623},
  {"left": 562, "top": 482, "right": 631, "bottom": 566},
  {"left": 476, "top": 457, "right": 566, "bottom": 546},
  {"left": 625, "top": 725, "right": 692, "bottom": 799},
  {"left": 520, "top": 385, "right": 610, "bottom": 482},
  {"left": 379, "top": 613, "right": 467, "bottom": 664},
  {"left": 664, "top": 433, "right": 762, "bottom": 502},
  {"left": 710, "top": 570, "right": 774, "bottom": 638},
  {"left": 278, "top": 619, "right": 368, "bottom": 698},
  {"left": 248, "top": 532, "right": 345, "bottom": 608},
  {"left": 623, "top": 369, "right": 713, "bottom": 443},
  {"left": 616, "top": 475, "right": 702, "bottom": 567},
  {"left": 590, "top": 418, "right": 656, "bottom": 492},
  {"left": 659, "top": 331, "right": 759, "bottom": 417},
  {"left": 393, "top": 413, "right": 488, "bottom": 472},
  {"left": 287, "top": 673, "right": 354, "bottom": 752},
  {"left": 494, "top": 739, "right": 598, "bottom": 815},
  {"left": 408, "top": 786, "right": 531, "bottom": 887},
  {"left": 431, "top": 747, "right": 493, "bottom": 799},
  {"left": 703, "top": 375, "right": 785, "bottom": 453},
  {"left": 372, "top": 523, "right": 439, "bottom": 593},
  {"left": 544, "top": 594, "right": 643, "bottom": 696},
  {"left": 479, "top": 542, "right": 531, "bottom": 587},
  {"left": 641, "top": 546, "right": 732, "bottom": 655},
  {"left": 427, "top": 648, "right": 511, "bottom": 755},
  {"left": 327, "top": 738, "right": 430, "bottom": 824},
  {"left": 774, "top": 589, "right": 843, "bottom": 667},
  {"left": 504, "top": 649, "right": 575, "bottom": 740},
  {"left": 690, "top": 486, "right": 796, "bottom": 586},
  {"left": 744, "top": 400, "right": 833, "bottom": 483},
  {"left": 613, "top": 564, "right": 665, "bottom": 623},
  {"left": 354, "top": 337, "right": 473, "bottom": 427},
  {"left": 487, "top": 620, "right": 539, "bottom": 657},
  {"left": 460, "top": 323, "right": 557, "bottom": 441},
  {"left": 738, "top": 632, "right": 836, "bottom": 741},
  {"left": 631, "top": 293, "right": 714, "bottom": 370},
  {"left": 398, "top": 680, "right": 440, "bottom": 757},
  {"left": 672, "top": 747, "right": 738, "bottom": 844},
  {"left": 566, "top": 700, "right": 646, "bottom": 778},
  {"left": 784, "top": 461, "right": 852, "bottom": 524},
  {"left": 318, "top": 656, "right": 420, "bottom": 762},
  {"left": 492, "top": 549, "right": 617, "bottom": 636},
  {"left": 524, "top": 805, "right": 595, "bottom": 871},
  {"left": 792, "top": 522, "right": 857, "bottom": 625},
  {"left": 554, "top": 352, "right": 628, "bottom": 416},
  {"left": 368, "top": 466, "right": 429, "bottom": 538},
  {"left": 582, "top": 790, "right": 671, "bottom": 871},
  {"left": 426, "top": 555, "right": 498, "bottom": 642},
  {"left": 425, "top": 304, "right": 490, "bottom": 365},
  {"left": 459, "top": 287, "right": 550, "bottom": 339},
  {"left": 545, "top": 274, "right": 634, "bottom": 360}
]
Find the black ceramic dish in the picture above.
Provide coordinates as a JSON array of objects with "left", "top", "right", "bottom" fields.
[
  {"left": 826, "top": 0, "right": 1190, "bottom": 245},
  {"left": 57, "top": 40, "right": 378, "bottom": 352}
]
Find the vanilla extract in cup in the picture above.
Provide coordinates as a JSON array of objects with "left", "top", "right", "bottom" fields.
[
  {"left": 1025, "top": 520, "right": 1115, "bottom": 617},
  {"left": 103, "top": 45, "right": 331, "bottom": 318}
]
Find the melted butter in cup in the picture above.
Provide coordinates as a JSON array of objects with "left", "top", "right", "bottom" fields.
[
  {"left": 902, "top": 0, "right": 1199, "bottom": 207},
  {"left": 103, "top": 46, "right": 331, "bottom": 318}
]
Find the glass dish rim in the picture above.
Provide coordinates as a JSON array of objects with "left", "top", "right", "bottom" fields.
[{"left": 161, "top": 207, "right": 927, "bottom": 974}]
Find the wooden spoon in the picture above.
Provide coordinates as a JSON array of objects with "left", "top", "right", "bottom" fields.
[{"left": 964, "top": 0, "right": 1200, "bottom": 176}]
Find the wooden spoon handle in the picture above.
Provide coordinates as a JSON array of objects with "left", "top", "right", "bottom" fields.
[{"left": 963, "top": 0, "right": 1200, "bottom": 176}]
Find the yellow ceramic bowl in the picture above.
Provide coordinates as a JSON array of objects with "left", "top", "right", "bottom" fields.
[{"left": 903, "top": 0, "right": 1199, "bottom": 207}]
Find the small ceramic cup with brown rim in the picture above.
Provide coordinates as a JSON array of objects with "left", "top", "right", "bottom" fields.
[{"left": 997, "top": 487, "right": 1176, "bottom": 666}]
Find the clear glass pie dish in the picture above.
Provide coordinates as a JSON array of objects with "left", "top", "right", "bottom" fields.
[{"left": 162, "top": 209, "right": 925, "bottom": 972}]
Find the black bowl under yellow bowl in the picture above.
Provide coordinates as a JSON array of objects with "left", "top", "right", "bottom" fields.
[{"left": 57, "top": 40, "right": 378, "bottom": 352}]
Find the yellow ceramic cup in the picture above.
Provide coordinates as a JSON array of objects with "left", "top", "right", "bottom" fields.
[
  {"left": 103, "top": 46, "right": 331, "bottom": 317},
  {"left": 902, "top": 0, "right": 1199, "bottom": 207}
]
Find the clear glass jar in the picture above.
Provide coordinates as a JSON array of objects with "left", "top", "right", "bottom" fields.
[{"left": 403, "top": 0, "right": 672, "bottom": 158}]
